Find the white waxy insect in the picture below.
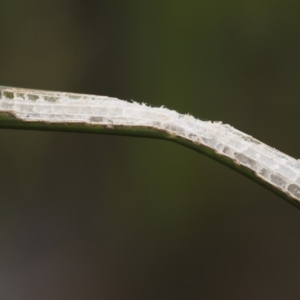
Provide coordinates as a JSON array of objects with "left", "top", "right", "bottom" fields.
[{"left": 0, "top": 86, "right": 299, "bottom": 206}]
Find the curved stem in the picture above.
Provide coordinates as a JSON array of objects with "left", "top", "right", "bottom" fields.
[{"left": 1, "top": 86, "right": 300, "bottom": 208}]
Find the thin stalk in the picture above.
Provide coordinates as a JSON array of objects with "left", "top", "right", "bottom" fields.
[{"left": 0, "top": 86, "right": 300, "bottom": 208}]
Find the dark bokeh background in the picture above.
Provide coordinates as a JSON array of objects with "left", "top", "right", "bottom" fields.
[{"left": 0, "top": 1, "right": 300, "bottom": 299}]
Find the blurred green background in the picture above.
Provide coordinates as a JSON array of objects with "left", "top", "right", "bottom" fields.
[{"left": 0, "top": 1, "right": 300, "bottom": 299}]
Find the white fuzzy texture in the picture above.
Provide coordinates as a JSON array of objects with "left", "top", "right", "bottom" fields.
[{"left": 1, "top": 87, "right": 300, "bottom": 202}]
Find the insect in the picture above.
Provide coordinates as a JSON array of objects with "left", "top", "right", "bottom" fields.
[{"left": 1, "top": 86, "right": 300, "bottom": 207}]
